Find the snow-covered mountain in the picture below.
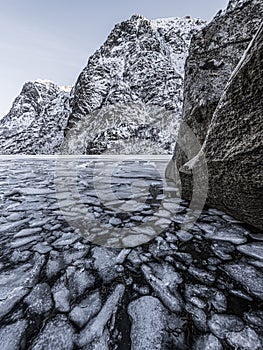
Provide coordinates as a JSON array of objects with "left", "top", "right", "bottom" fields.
[
  {"left": 64, "top": 15, "right": 206, "bottom": 155},
  {"left": 0, "top": 15, "right": 205, "bottom": 155},
  {"left": 0, "top": 80, "right": 71, "bottom": 154}
]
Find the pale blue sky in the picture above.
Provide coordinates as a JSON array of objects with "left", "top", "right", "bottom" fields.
[{"left": 0, "top": 0, "right": 228, "bottom": 117}]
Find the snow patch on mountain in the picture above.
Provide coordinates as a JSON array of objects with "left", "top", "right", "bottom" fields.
[{"left": 151, "top": 16, "right": 204, "bottom": 77}]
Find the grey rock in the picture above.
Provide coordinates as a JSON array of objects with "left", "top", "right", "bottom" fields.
[
  {"left": 173, "top": 251, "right": 193, "bottom": 264},
  {"left": 222, "top": 262, "right": 263, "bottom": 299},
  {"left": 237, "top": 242, "right": 263, "bottom": 260},
  {"left": 5, "top": 212, "right": 25, "bottom": 222},
  {"left": 230, "top": 289, "right": 253, "bottom": 302},
  {"left": 0, "top": 254, "right": 45, "bottom": 319},
  {"left": 194, "top": 334, "right": 223, "bottom": 350},
  {"left": 244, "top": 311, "right": 263, "bottom": 327},
  {"left": 0, "top": 288, "right": 29, "bottom": 320},
  {"left": 62, "top": 245, "right": 89, "bottom": 265},
  {"left": 33, "top": 242, "right": 52, "bottom": 254},
  {"left": 172, "top": 18, "right": 263, "bottom": 230},
  {"left": 13, "top": 227, "right": 42, "bottom": 238},
  {"left": 169, "top": 0, "right": 263, "bottom": 164},
  {"left": 188, "top": 266, "right": 215, "bottom": 284},
  {"left": 45, "top": 251, "right": 65, "bottom": 279},
  {"left": 67, "top": 267, "right": 95, "bottom": 299},
  {"left": 10, "top": 235, "right": 42, "bottom": 248},
  {"left": 222, "top": 214, "right": 242, "bottom": 224},
  {"left": 226, "top": 326, "right": 262, "bottom": 350},
  {"left": 133, "top": 284, "right": 150, "bottom": 296},
  {"left": 176, "top": 230, "right": 193, "bottom": 242},
  {"left": 87, "top": 330, "right": 109, "bottom": 350},
  {"left": 188, "top": 296, "right": 207, "bottom": 309},
  {"left": 204, "top": 227, "right": 247, "bottom": 245},
  {"left": 0, "top": 320, "right": 27, "bottom": 350},
  {"left": 10, "top": 250, "right": 32, "bottom": 263},
  {"left": 29, "top": 218, "right": 51, "bottom": 228},
  {"left": 210, "top": 291, "right": 228, "bottom": 313},
  {"left": 0, "top": 218, "right": 30, "bottom": 233},
  {"left": 141, "top": 263, "right": 183, "bottom": 313},
  {"left": 109, "top": 217, "right": 122, "bottom": 226},
  {"left": 211, "top": 242, "right": 235, "bottom": 260},
  {"left": 52, "top": 277, "right": 71, "bottom": 313},
  {"left": 92, "top": 247, "right": 120, "bottom": 283},
  {"left": 249, "top": 233, "right": 263, "bottom": 241},
  {"left": 52, "top": 233, "right": 79, "bottom": 248},
  {"left": 185, "top": 303, "right": 208, "bottom": 332},
  {"left": 208, "top": 314, "right": 244, "bottom": 339},
  {"left": 69, "top": 291, "right": 101, "bottom": 328},
  {"left": 77, "top": 284, "right": 125, "bottom": 348},
  {"left": 185, "top": 284, "right": 227, "bottom": 313},
  {"left": 32, "top": 315, "right": 74, "bottom": 350},
  {"left": 128, "top": 296, "right": 168, "bottom": 350},
  {"left": 248, "top": 259, "right": 263, "bottom": 269},
  {"left": 24, "top": 283, "right": 53, "bottom": 314},
  {"left": 63, "top": 16, "right": 205, "bottom": 155}
]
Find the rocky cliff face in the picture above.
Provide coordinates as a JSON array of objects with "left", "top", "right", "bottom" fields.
[
  {"left": 0, "top": 15, "right": 205, "bottom": 155},
  {"left": 0, "top": 80, "right": 71, "bottom": 154},
  {"left": 176, "top": 22, "right": 263, "bottom": 230},
  {"left": 62, "top": 15, "right": 206, "bottom": 154},
  {"left": 173, "top": 0, "right": 263, "bottom": 166}
]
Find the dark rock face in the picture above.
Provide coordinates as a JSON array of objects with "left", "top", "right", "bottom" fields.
[
  {"left": 62, "top": 15, "right": 205, "bottom": 155},
  {"left": 175, "top": 0, "right": 263, "bottom": 166},
  {"left": 0, "top": 80, "right": 71, "bottom": 154},
  {"left": 178, "top": 22, "right": 263, "bottom": 230}
]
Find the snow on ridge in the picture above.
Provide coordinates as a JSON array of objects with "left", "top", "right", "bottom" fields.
[
  {"left": 35, "top": 79, "right": 56, "bottom": 85},
  {"left": 151, "top": 16, "right": 205, "bottom": 29},
  {"left": 34, "top": 79, "right": 72, "bottom": 93},
  {"left": 150, "top": 16, "right": 206, "bottom": 77}
]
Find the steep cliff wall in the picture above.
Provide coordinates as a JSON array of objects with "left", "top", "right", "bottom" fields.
[
  {"left": 174, "top": 0, "right": 263, "bottom": 167},
  {"left": 62, "top": 15, "right": 205, "bottom": 154},
  {"left": 178, "top": 22, "right": 263, "bottom": 229}
]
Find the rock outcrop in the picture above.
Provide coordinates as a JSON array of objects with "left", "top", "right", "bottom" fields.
[
  {"left": 174, "top": 21, "right": 263, "bottom": 230},
  {"left": 174, "top": 0, "right": 263, "bottom": 166},
  {"left": 62, "top": 15, "right": 205, "bottom": 154},
  {"left": 0, "top": 80, "right": 71, "bottom": 154}
]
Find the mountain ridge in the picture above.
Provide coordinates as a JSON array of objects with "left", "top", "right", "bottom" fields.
[{"left": 0, "top": 15, "right": 206, "bottom": 155}]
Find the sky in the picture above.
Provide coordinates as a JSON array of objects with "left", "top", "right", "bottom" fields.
[{"left": 0, "top": 0, "right": 228, "bottom": 118}]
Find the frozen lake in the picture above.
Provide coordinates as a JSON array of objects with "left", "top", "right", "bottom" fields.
[{"left": 0, "top": 156, "right": 262, "bottom": 349}]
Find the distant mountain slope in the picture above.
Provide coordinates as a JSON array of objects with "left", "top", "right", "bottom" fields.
[{"left": 0, "top": 80, "right": 71, "bottom": 154}]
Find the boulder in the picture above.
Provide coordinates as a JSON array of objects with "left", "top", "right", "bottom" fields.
[{"left": 176, "top": 22, "right": 263, "bottom": 229}]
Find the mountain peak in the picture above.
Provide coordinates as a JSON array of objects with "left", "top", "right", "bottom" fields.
[
  {"left": 62, "top": 15, "right": 206, "bottom": 154},
  {"left": 130, "top": 14, "right": 147, "bottom": 22}
]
